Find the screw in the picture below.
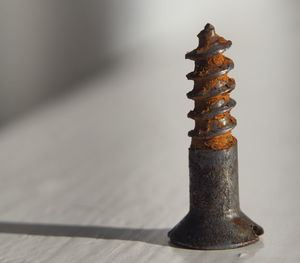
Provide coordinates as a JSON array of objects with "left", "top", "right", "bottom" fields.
[{"left": 168, "top": 23, "right": 264, "bottom": 250}]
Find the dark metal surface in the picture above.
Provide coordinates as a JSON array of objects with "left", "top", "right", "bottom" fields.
[
  {"left": 168, "top": 23, "right": 264, "bottom": 250},
  {"left": 168, "top": 143, "right": 263, "bottom": 249}
]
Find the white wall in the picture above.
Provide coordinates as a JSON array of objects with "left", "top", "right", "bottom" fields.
[{"left": 0, "top": 0, "right": 299, "bottom": 120}]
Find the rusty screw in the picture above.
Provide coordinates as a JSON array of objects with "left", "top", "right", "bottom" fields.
[{"left": 168, "top": 23, "right": 264, "bottom": 249}]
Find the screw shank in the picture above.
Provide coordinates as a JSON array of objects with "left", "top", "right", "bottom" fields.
[{"left": 189, "top": 142, "right": 239, "bottom": 215}]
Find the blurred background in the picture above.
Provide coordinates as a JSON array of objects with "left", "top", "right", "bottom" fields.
[
  {"left": 0, "top": 0, "right": 298, "bottom": 122},
  {"left": 0, "top": 0, "right": 299, "bottom": 262}
]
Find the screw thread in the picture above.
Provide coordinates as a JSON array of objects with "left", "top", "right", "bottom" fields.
[{"left": 186, "top": 24, "right": 237, "bottom": 151}]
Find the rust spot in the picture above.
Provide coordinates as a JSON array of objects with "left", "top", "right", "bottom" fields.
[
  {"left": 233, "top": 217, "right": 247, "bottom": 230},
  {"left": 195, "top": 33, "right": 228, "bottom": 55},
  {"left": 192, "top": 132, "right": 237, "bottom": 151}
]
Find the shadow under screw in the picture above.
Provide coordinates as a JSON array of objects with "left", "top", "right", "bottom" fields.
[
  {"left": 0, "top": 221, "right": 169, "bottom": 246},
  {"left": 0, "top": 221, "right": 264, "bottom": 262}
]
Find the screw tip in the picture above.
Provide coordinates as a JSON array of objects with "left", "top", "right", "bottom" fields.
[
  {"left": 204, "top": 23, "right": 215, "bottom": 31},
  {"left": 197, "top": 23, "right": 216, "bottom": 44}
]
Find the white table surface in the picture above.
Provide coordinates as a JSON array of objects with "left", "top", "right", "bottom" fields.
[{"left": 0, "top": 31, "right": 299, "bottom": 262}]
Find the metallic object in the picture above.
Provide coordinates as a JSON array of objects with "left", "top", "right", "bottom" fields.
[{"left": 168, "top": 23, "right": 264, "bottom": 250}]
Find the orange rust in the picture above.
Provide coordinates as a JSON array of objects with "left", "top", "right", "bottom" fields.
[
  {"left": 214, "top": 112, "right": 229, "bottom": 120},
  {"left": 194, "top": 55, "right": 232, "bottom": 78},
  {"left": 187, "top": 26, "right": 236, "bottom": 151},
  {"left": 212, "top": 53, "right": 224, "bottom": 65},
  {"left": 196, "top": 34, "right": 227, "bottom": 54},
  {"left": 193, "top": 75, "right": 234, "bottom": 95},
  {"left": 194, "top": 93, "right": 230, "bottom": 114},
  {"left": 191, "top": 132, "right": 236, "bottom": 151},
  {"left": 193, "top": 112, "right": 236, "bottom": 135},
  {"left": 216, "top": 34, "right": 227, "bottom": 44}
]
